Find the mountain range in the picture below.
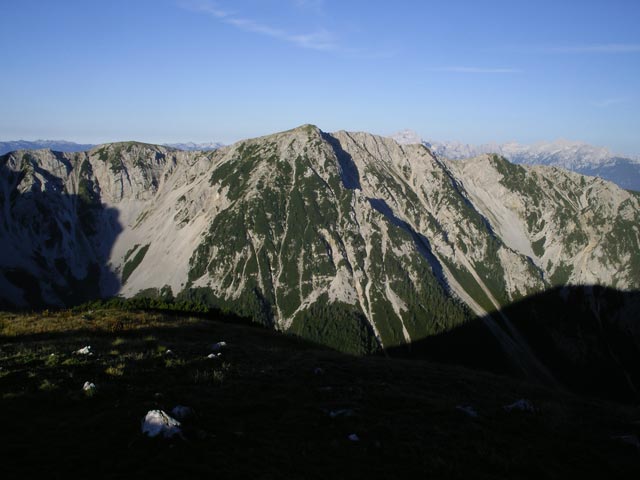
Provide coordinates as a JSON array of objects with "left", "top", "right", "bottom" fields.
[
  {"left": 162, "top": 141, "right": 224, "bottom": 151},
  {"left": 392, "top": 130, "right": 640, "bottom": 192},
  {"left": 4, "top": 135, "right": 639, "bottom": 192},
  {"left": 0, "top": 140, "right": 223, "bottom": 155},
  {"left": 1, "top": 126, "right": 639, "bottom": 399},
  {"left": 0, "top": 140, "right": 96, "bottom": 154}
]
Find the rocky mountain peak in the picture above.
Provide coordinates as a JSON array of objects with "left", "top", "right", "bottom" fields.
[{"left": 1, "top": 127, "right": 639, "bottom": 386}]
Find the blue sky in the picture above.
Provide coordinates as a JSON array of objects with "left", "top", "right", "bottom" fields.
[{"left": 1, "top": 0, "right": 639, "bottom": 154}]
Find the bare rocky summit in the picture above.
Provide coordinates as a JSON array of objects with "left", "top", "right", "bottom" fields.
[{"left": 1, "top": 126, "right": 639, "bottom": 378}]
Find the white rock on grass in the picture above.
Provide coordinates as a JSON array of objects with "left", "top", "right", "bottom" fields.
[
  {"left": 142, "top": 410, "right": 182, "bottom": 438},
  {"left": 74, "top": 346, "right": 93, "bottom": 356},
  {"left": 503, "top": 399, "right": 535, "bottom": 413},
  {"left": 210, "top": 341, "right": 227, "bottom": 352},
  {"left": 83, "top": 381, "right": 96, "bottom": 393},
  {"left": 207, "top": 353, "right": 221, "bottom": 359}
]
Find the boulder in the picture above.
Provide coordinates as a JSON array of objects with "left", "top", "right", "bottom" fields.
[
  {"left": 142, "top": 410, "right": 182, "bottom": 438},
  {"left": 82, "top": 381, "right": 96, "bottom": 393},
  {"left": 74, "top": 346, "right": 93, "bottom": 355}
]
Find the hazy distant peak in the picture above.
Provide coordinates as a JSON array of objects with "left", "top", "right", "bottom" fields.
[
  {"left": 429, "top": 139, "right": 636, "bottom": 165},
  {"left": 0, "top": 139, "right": 95, "bottom": 155},
  {"left": 426, "top": 138, "right": 640, "bottom": 191},
  {"left": 390, "top": 129, "right": 424, "bottom": 145},
  {"left": 0, "top": 139, "right": 227, "bottom": 155},
  {"left": 163, "top": 141, "right": 224, "bottom": 151}
]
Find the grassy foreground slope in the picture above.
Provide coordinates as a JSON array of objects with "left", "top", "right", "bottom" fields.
[{"left": 1, "top": 309, "right": 639, "bottom": 479}]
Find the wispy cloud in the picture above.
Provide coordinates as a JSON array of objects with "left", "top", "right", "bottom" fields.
[
  {"left": 179, "top": 0, "right": 336, "bottom": 51},
  {"left": 591, "top": 97, "right": 631, "bottom": 108},
  {"left": 225, "top": 17, "right": 335, "bottom": 50},
  {"left": 427, "top": 66, "right": 523, "bottom": 74},
  {"left": 181, "top": 0, "right": 233, "bottom": 18}
]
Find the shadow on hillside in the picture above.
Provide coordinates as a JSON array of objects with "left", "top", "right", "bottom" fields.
[
  {"left": 0, "top": 153, "right": 122, "bottom": 308},
  {"left": 322, "top": 133, "right": 361, "bottom": 190},
  {"left": 368, "top": 198, "right": 449, "bottom": 291},
  {"left": 387, "top": 285, "right": 640, "bottom": 403}
]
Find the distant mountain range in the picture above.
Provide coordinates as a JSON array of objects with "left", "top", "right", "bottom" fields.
[
  {"left": 163, "top": 141, "right": 224, "bottom": 151},
  {"left": 392, "top": 130, "right": 640, "bottom": 192},
  {"left": 3, "top": 133, "right": 640, "bottom": 191},
  {"left": 0, "top": 140, "right": 96, "bottom": 154},
  {"left": 0, "top": 140, "right": 224, "bottom": 155}
]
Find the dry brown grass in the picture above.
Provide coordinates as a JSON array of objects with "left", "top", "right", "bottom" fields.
[{"left": 0, "top": 309, "right": 199, "bottom": 337}]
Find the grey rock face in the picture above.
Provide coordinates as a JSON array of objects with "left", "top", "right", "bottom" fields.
[{"left": 1, "top": 127, "right": 638, "bottom": 359}]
